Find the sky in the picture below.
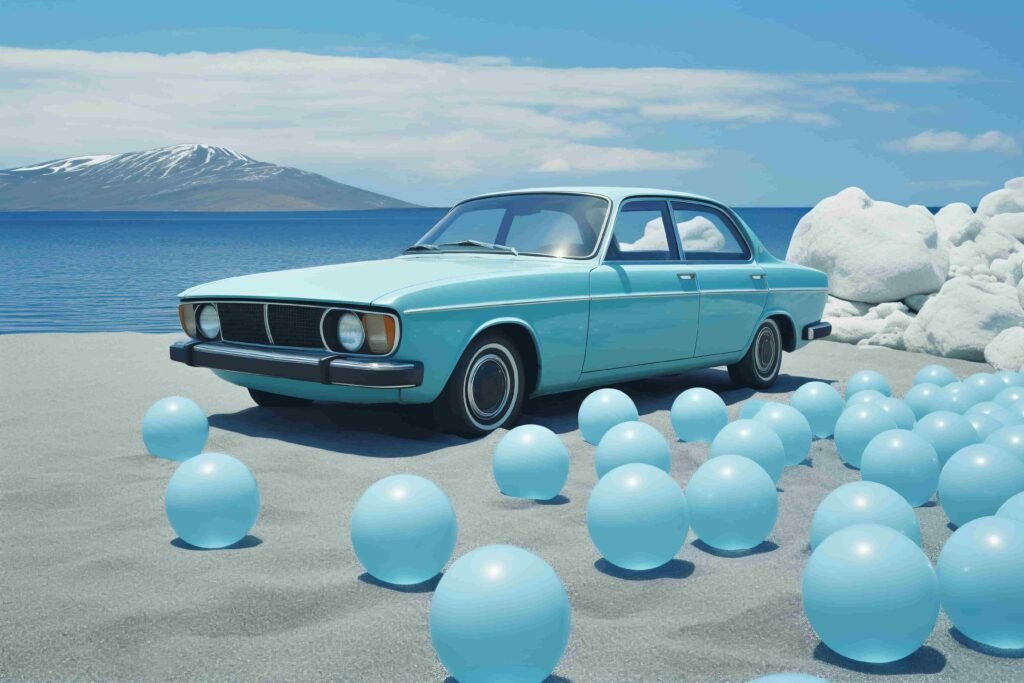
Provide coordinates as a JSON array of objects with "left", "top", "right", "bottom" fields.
[{"left": 0, "top": 0, "right": 1020, "bottom": 207}]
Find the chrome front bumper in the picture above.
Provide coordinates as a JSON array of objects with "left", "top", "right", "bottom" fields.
[{"left": 169, "top": 340, "right": 423, "bottom": 389}]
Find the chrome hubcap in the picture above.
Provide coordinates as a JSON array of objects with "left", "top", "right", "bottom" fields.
[
  {"left": 467, "top": 353, "right": 510, "bottom": 420},
  {"left": 755, "top": 327, "right": 777, "bottom": 376}
]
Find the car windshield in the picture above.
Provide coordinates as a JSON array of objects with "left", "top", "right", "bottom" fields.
[{"left": 410, "top": 193, "right": 610, "bottom": 258}]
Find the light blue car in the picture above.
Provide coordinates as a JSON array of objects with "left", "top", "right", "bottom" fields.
[{"left": 171, "top": 188, "right": 831, "bottom": 435}]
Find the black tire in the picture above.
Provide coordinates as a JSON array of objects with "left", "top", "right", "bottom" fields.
[
  {"left": 728, "top": 319, "right": 783, "bottom": 390},
  {"left": 434, "top": 332, "right": 526, "bottom": 437},
  {"left": 248, "top": 388, "right": 314, "bottom": 408}
]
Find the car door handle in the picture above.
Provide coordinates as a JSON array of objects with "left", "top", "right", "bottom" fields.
[
  {"left": 677, "top": 272, "right": 696, "bottom": 280},
  {"left": 750, "top": 273, "right": 766, "bottom": 280}
]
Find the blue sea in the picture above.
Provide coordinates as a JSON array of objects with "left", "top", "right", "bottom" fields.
[{"left": 0, "top": 207, "right": 808, "bottom": 333}]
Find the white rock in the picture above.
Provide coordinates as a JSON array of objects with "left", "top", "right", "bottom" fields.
[
  {"left": 977, "top": 177, "right": 1024, "bottom": 218},
  {"left": 984, "top": 327, "right": 1024, "bottom": 371},
  {"left": 1019, "top": 278, "right": 1024, "bottom": 309},
  {"left": 904, "top": 277, "right": 1024, "bottom": 361},
  {"left": 989, "top": 213, "right": 1024, "bottom": 241},
  {"left": 825, "top": 300, "right": 914, "bottom": 349},
  {"left": 786, "top": 187, "right": 948, "bottom": 303},
  {"left": 903, "top": 293, "right": 934, "bottom": 312},
  {"left": 935, "top": 203, "right": 975, "bottom": 245},
  {"left": 823, "top": 296, "right": 870, "bottom": 318}
]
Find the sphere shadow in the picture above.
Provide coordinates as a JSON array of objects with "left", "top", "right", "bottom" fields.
[
  {"left": 535, "top": 494, "right": 571, "bottom": 506},
  {"left": 812, "top": 642, "right": 946, "bottom": 675},
  {"left": 692, "top": 539, "right": 779, "bottom": 558},
  {"left": 170, "top": 534, "right": 262, "bottom": 551},
  {"left": 358, "top": 572, "right": 442, "bottom": 594},
  {"left": 445, "top": 677, "right": 570, "bottom": 683},
  {"left": 593, "top": 558, "right": 695, "bottom": 581},
  {"left": 949, "top": 627, "right": 1024, "bottom": 658}
]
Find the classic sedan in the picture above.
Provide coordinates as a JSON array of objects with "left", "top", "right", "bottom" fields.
[{"left": 171, "top": 188, "right": 831, "bottom": 435}]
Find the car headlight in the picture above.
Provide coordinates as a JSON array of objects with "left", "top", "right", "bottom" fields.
[
  {"left": 178, "top": 303, "right": 197, "bottom": 337},
  {"left": 196, "top": 304, "right": 221, "bottom": 339},
  {"left": 364, "top": 313, "right": 397, "bottom": 354},
  {"left": 337, "top": 312, "right": 365, "bottom": 351}
]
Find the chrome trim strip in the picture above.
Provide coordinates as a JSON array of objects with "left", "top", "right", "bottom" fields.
[
  {"left": 699, "top": 288, "right": 767, "bottom": 295},
  {"left": 769, "top": 287, "right": 829, "bottom": 293},
  {"left": 592, "top": 291, "right": 699, "bottom": 301},
  {"left": 404, "top": 295, "right": 591, "bottom": 314},
  {"left": 263, "top": 303, "right": 274, "bottom": 344}
]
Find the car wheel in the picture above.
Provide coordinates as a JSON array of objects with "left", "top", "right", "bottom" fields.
[
  {"left": 728, "top": 318, "right": 782, "bottom": 390},
  {"left": 248, "top": 388, "right": 314, "bottom": 408},
  {"left": 435, "top": 332, "right": 526, "bottom": 437}
]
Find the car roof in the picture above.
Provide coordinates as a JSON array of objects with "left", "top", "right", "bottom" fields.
[{"left": 470, "top": 186, "right": 721, "bottom": 205}]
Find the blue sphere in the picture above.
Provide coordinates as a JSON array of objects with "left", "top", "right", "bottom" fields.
[
  {"left": 142, "top": 396, "right": 208, "bottom": 461},
  {"left": 350, "top": 474, "right": 457, "bottom": 585},
  {"left": 740, "top": 398, "right": 768, "bottom": 420},
  {"left": 913, "top": 411, "right": 979, "bottom": 466},
  {"left": 997, "top": 491, "right": 1024, "bottom": 523},
  {"left": 1006, "top": 399, "right": 1024, "bottom": 422},
  {"left": 939, "top": 445, "right": 1024, "bottom": 528},
  {"left": 987, "top": 425, "right": 1024, "bottom": 464},
  {"left": 967, "top": 412, "right": 1004, "bottom": 441},
  {"left": 995, "top": 386, "right": 1024, "bottom": 407},
  {"left": 966, "top": 372, "right": 1003, "bottom": 402},
  {"left": 709, "top": 419, "right": 786, "bottom": 483},
  {"left": 749, "top": 675, "right": 830, "bottom": 683},
  {"left": 165, "top": 452, "right": 259, "bottom": 549},
  {"left": 595, "top": 420, "right": 671, "bottom": 479},
  {"left": 586, "top": 463, "right": 688, "bottom": 570},
  {"left": 810, "top": 481, "right": 921, "bottom": 550},
  {"left": 937, "top": 516, "right": 1024, "bottom": 649},
  {"left": 876, "top": 397, "right": 916, "bottom": 430},
  {"left": 915, "top": 364, "right": 957, "bottom": 387},
  {"left": 939, "top": 382, "right": 983, "bottom": 414},
  {"left": 755, "top": 403, "right": 812, "bottom": 466},
  {"left": 969, "top": 401, "right": 1013, "bottom": 421},
  {"left": 903, "top": 383, "right": 944, "bottom": 420},
  {"left": 802, "top": 524, "right": 939, "bottom": 663},
  {"left": 578, "top": 388, "right": 639, "bottom": 445},
  {"left": 790, "top": 381, "right": 844, "bottom": 439},
  {"left": 846, "top": 370, "right": 891, "bottom": 398},
  {"left": 492, "top": 425, "right": 569, "bottom": 500},
  {"left": 687, "top": 454, "right": 777, "bottom": 551},
  {"left": 995, "top": 370, "right": 1024, "bottom": 388},
  {"left": 670, "top": 387, "right": 728, "bottom": 443},
  {"left": 834, "top": 404, "right": 897, "bottom": 469},
  {"left": 861, "top": 429, "right": 940, "bottom": 507},
  {"left": 845, "top": 389, "right": 886, "bottom": 407},
  {"left": 430, "top": 545, "right": 570, "bottom": 683}
]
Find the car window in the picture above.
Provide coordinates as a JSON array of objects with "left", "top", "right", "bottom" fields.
[
  {"left": 432, "top": 208, "right": 505, "bottom": 244},
  {"left": 670, "top": 201, "right": 750, "bottom": 260},
  {"left": 606, "top": 200, "right": 678, "bottom": 261},
  {"left": 506, "top": 210, "right": 584, "bottom": 254}
]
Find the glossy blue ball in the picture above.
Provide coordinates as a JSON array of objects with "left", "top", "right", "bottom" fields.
[
  {"left": 142, "top": 396, "right": 208, "bottom": 461},
  {"left": 995, "top": 370, "right": 1024, "bottom": 388},
  {"left": 802, "top": 524, "right": 939, "bottom": 663},
  {"left": 670, "top": 387, "right": 728, "bottom": 443},
  {"left": 740, "top": 398, "right": 768, "bottom": 420},
  {"left": 790, "top": 381, "right": 844, "bottom": 439},
  {"left": 846, "top": 370, "right": 891, "bottom": 398},
  {"left": 914, "top": 364, "right": 957, "bottom": 387},
  {"left": 755, "top": 403, "right": 812, "bottom": 466},
  {"left": 995, "top": 386, "right": 1024, "bottom": 407},
  {"left": 492, "top": 425, "right": 569, "bottom": 500},
  {"left": 834, "top": 404, "right": 897, "bottom": 469},
  {"left": 687, "top": 454, "right": 777, "bottom": 551},
  {"left": 937, "top": 516, "right": 1024, "bottom": 649},
  {"left": 845, "top": 389, "right": 886, "bottom": 407},
  {"left": 749, "top": 674, "right": 830, "bottom": 683},
  {"left": 913, "top": 411, "right": 979, "bottom": 466},
  {"left": 939, "top": 445, "right": 1024, "bottom": 528},
  {"left": 430, "top": 545, "right": 570, "bottom": 683},
  {"left": 861, "top": 429, "right": 940, "bottom": 507},
  {"left": 987, "top": 425, "right": 1024, "bottom": 464},
  {"left": 877, "top": 397, "right": 916, "bottom": 430},
  {"left": 997, "top": 491, "right": 1024, "bottom": 523},
  {"left": 968, "top": 401, "right": 1015, "bottom": 425},
  {"left": 939, "top": 382, "right": 983, "bottom": 414},
  {"left": 165, "top": 452, "right": 259, "bottom": 549},
  {"left": 903, "top": 383, "right": 944, "bottom": 420},
  {"left": 350, "top": 474, "right": 457, "bottom": 585},
  {"left": 965, "top": 372, "right": 1003, "bottom": 402},
  {"left": 967, "top": 412, "right": 1004, "bottom": 441},
  {"left": 586, "top": 463, "right": 688, "bottom": 570},
  {"left": 578, "top": 388, "right": 639, "bottom": 445},
  {"left": 595, "top": 421, "right": 671, "bottom": 479},
  {"left": 810, "top": 481, "right": 921, "bottom": 550},
  {"left": 1007, "top": 399, "right": 1024, "bottom": 422},
  {"left": 709, "top": 419, "right": 786, "bottom": 483}
]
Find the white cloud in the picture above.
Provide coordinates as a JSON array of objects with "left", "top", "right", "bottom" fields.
[
  {"left": 0, "top": 46, "right": 978, "bottom": 181},
  {"left": 885, "top": 130, "right": 1019, "bottom": 155}
]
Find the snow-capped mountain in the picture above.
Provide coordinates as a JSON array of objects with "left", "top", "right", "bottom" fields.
[{"left": 0, "top": 144, "right": 415, "bottom": 210}]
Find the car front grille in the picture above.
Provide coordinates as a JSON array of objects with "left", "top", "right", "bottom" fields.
[
  {"left": 216, "top": 302, "right": 325, "bottom": 349},
  {"left": 218, "top": 303, "right": 269, "bottom": 344}
]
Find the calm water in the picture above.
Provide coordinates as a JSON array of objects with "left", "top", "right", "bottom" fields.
[{"left": 0, "top": 207, "right": 807, "bottom": 333}]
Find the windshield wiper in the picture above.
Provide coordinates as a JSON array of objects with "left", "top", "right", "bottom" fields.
[
  {"left": 437, "top": 239, "right": 519, "bottom": 255},
  {"left": 402, "top": 243, "right": 441, "bottom": 253}
]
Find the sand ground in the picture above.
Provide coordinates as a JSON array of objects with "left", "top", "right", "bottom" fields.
[{"left": 1, "top": 333, "right": 1021, "bottom": 682}]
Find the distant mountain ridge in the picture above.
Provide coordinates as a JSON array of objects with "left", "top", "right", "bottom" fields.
[{"left": 0, "top": 144, "right": 415, "bottom": 211}]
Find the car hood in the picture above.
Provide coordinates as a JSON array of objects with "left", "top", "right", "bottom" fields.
[{"left": 179, "top": 255, "right": 584, "bottom": 305}]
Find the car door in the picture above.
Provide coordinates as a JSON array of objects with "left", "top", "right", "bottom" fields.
[
  {"left": 668, "top": 200, "right": 768, "bottom": 356},
  {"left": 583, "top": 198, "right": 700, "bottom": 372}
]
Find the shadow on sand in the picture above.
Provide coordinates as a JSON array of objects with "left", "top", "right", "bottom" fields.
[
  {"left": 593, "top": 558, "right": 695, "bottom": 581},
  {"left": 358, "top": 572, "right": 442, "bottom": 594},
  {"left": 692, "top": 540, "right": 778, "bottom": 558},
  {"left": 949, "top": 628, "right": 1024, "bottom": 658},
  {"left": 170, "top": 535, "right": 263, "bottom": 551},
  {"left": 813, "top": 642, "right": 946, "bottom": 675},
  {"left": 445, "top": 678, "right": 570, "bottom": 683}
]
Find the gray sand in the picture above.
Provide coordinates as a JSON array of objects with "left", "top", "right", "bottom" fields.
[{"left": 1, "top": 333, "right": 1021, "bottom": 682}]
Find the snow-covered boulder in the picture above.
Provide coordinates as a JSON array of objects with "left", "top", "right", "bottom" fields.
[
  {"left": 904, "top": 277, "right": 1024, "bottom": 361},
  {"left": 990, "top": 213, "right": 1024, "bottom": 242},
  {"left": 823, "top": 296, "right": 870, "bottom": 319},
  {"left": 903, "top": 293, "right": 935, "bottom": 313},
  {"left": 935, "top": 203, "right": 975, "bottom": 245},
  {"left": 824, "top": 299, "right": 914, "bottom": 349},
  {"left": 786, "top": 187, "right": 947, "bottom": 304},
  {"left": 977, "top": 177, "right": 1024, "bottom": 218},
  {"left": 985, "top": 327, "right": 1024, "bottom": 371}
]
